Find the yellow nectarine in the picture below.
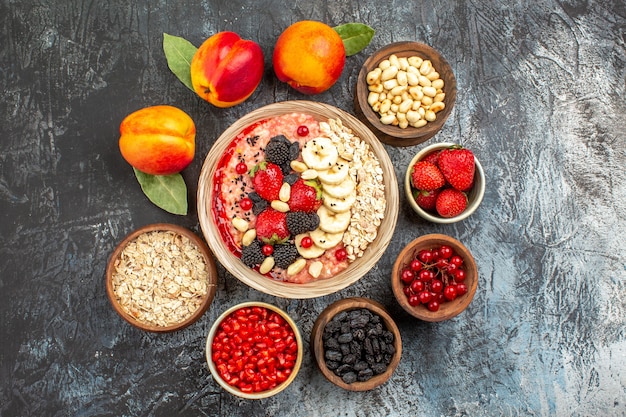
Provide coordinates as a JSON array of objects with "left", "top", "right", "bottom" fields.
[
  {"left": 273, "top": 21, "right": 346, "bottom": 94},
  {"left": 119, "top": 105, "right": 195, "bottom": 175},
  {"left": 190, "top": 32, "right": 264, "bottom": 108}
]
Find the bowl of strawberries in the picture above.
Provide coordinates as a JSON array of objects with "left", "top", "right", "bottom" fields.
[{"left": 405, "top": 142, "right": 485, "bottom": 223}]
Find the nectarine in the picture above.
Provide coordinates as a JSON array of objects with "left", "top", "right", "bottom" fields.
[
  {"left": 273, "top": 21, "right": 346, "bottom": 94},
  {"left": 190, "top": 32, "right": 264, "bottom": 108},
  {"left": 119, "top": 105, "right": 195, "bottom": 176}
]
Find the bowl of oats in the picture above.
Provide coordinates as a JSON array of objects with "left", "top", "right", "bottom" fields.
[
  {"left": 197, "top": 100, "right": 399, "bottom": 299},
  {"left": 353, "top": 42, "right": 457, "bottom": 147},
  {"left": 105, "top": 223, "right": 217, "bottom": 332}
]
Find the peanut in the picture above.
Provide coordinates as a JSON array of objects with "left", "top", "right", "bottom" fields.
[{"left": 366, "top": 53, "right": 446, "bottom": 129}]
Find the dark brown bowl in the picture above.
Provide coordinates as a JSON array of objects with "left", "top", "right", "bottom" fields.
[
  {"left": 354, "top": 41, "right": 457, "bottom": 147},
  {"left": 391, "top": 234, "right": 478, "bottom": 322},
  {"left": 311, "top": 297, "right": 402, "bottom": 391},
  {"left": 106, "top": 223, "right": 217, "bottom": 332}
]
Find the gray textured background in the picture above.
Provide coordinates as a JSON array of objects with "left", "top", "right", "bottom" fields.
[{"left": 1, "top": 1, "right": 625, "bottom": 416}]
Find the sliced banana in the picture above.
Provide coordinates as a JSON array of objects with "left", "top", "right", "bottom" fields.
[
  {"left": 323, "top": 191, "right": 357, "bottom": 213},
  {"left": 295, "top": 233, "right": 325, "bottom": 259},
  {"left": 302, "top": 137, "right": 338, "bottom": 171},
  {"left": 317, "top": 206, "right": 351, "bottom": 233},
  {"left": 310, "top": 228, "right": 344, "bottom": 249},
  {"left": 317, "top": 158, "right": 350, "bottom": 185},
  {"left": 322, "top": 176, "right": 355, "bottom": 199}
]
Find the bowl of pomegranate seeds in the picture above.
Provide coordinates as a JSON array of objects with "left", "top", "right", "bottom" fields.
[
  {"left": 391, "top": 234, "right": 478, "bottom": 322},
  {"left": 311, "top": 297, "right": 402, "bottom": 391},
  {"left": 206, "top": 301, "right": 303, "bottom": 399},
  {"left": 405, "top": 142, "right": 485, "bottom": 223}
]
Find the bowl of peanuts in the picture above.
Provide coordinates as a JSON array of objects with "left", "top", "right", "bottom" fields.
[
  {"left": 106, "top": 223, "right": 218, "bottom": 332},
  {"left": 354, "top": 41, "right": 457, "bottom": 147}
]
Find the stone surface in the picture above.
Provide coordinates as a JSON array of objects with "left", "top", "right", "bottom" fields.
[{"left": 1, "top": 1, "right": 625, "bottom": 416}]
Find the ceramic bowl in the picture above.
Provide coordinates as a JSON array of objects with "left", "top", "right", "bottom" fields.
[
  {"left": 405, "top": 142, "right": 485, "bottom": 223},
  {"left": 206, "top": 301, "right": 303, "bottom": 399},
  {"left": 311, "top": 297, "right": 402, "bottom": 391},
  {"left": 105, "top": 223, "right": 217, "bottom": 332},
  {"left": 197, "top": 100, "right": 399, "bottom": 299},
  {"left": 354, "top": 41, "right": 457, "bottom": 147},
  {"left": 391, "top": 234, "right": 478, "bottom": 322}
]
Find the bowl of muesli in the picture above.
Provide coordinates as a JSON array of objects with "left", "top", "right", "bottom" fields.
[
  {"left": 105, "top": 223, "right": 218, "bottom": 332},
  {"left": 197, "top": 101, "right": 399, "bottom": 298}
]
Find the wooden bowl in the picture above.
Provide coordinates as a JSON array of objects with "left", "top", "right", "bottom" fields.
[
  {"left": 311, "top": 297, "right": 402, "bottom": 391},
  {"left": 391, "top": 234, "right": 478, "bottom": 322},
  {"left": 354, "top": 41, "right": 457, "bottom": 147},
  {"left": 405, "top": 142, "right": 485, "bottom": 223},
  {"left": 205, "top": 301, "right": 303, "bottom": 399},
  {"left": 197, "top": 100, "right": 399, "bottom": 299},
  {"left": 106, "top": 223, "right": 217, "bottom": 332}
]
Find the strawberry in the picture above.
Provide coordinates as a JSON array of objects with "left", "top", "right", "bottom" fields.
[
  {"left": 250, "top": 161, "right": 284, "bottom": 201},
  {"left": 422, "top": 150, "right": 441, "bottom": 166},
  {"left": 413, "top": 188, "right": 440, "bottom": 212},
  {"left": 255, "top": 209, "right": 290, "bottom": 244},
  {"left": 437, "top": 147, "right": 475, "bottom": 191},
  {"left": 411, "top": 161, "right": 445, "bottom": 191},
  {"left": 288, "top": 179, "right": 322, "bottom": 212},
  {"left": 435, "top": 188, "right": 467, "bottom": 218}
]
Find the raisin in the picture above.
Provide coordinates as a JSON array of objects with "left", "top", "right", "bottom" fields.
[
  {"left": 325, "top": 337, "right": 339, "bottom": 350},
  {"left": 337, "top": 333, "right": 353, "bottom": 344},
  {"left": 340, "top": 343, "right": 350, "bottom": 356},
  {"left": 353, "top": 361, "right": 369, "bottom": 372},
  {"left": 326, "top": 360, "right": 340, "bottom": 370},
  {"left": 343, "top": 353, "right": 357, "bottom": 364},
  {"left": 371, "top": 362, "right": 387, "bottom": 375},
  {"left": 325, "top": 350, "right": 342, "bottom": 362},
  {"left": 342, "top": 372, "right": 357, "bottom": 384},
  {"left": 358, "top": 368, "right": 374, "bottom": 382},
  {"left": 336, "top": 364, "right": 353, "bottom": 375}
]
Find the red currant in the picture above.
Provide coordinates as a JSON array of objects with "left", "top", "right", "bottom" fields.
[
  {"left": 296, "top": 125, "right": 309, "bottom": 136},
  {"left": 439, "top": 245, "right": 453, "bottom": 259},
  {"left": 300, "top": 236, "right": 313, "bottom": 249},
  {"left": 401, "top": 269, "right": 415, "bottom": 284},
  {"left": 335, "top": 248, "right": 348, "bottom": 261},
  {"left": 443, "top": 285, "right": 458, "bottom": 301},
  {"left": 450, "top": 255, "right": 464, "bottom": 268},
  {"left": 408, "top": 294, "right": 421, "bottom": 306},
  {"left": 430, "top": 279, "right": 443, "bottom": 293},
  {"left": 454, "top": 268, "right": 466, "bottom": 281},
  {"left": 418, "top": 290, "right": 433, "bottom": 304},
  {"left": 427, "top": 300, "right": 440, "bottom": 312},
  {"left": 240, "top": 197, "right": 253, "bottom": 211},
  {"left": 435, "top": 258, "right": 449, "bottom": 269},
  {"left": 431, "top": 249, "right": 440, "bottom": 260},
  {"left": 410, "top": 259, "right": 423, "bottom": 272},
  {"left": 410, "top": 280, "right": 425, "bottom": 293},
  {"left": 418, "top": 249, "right": 434, "bottom": 264},
  {"left": 456, "top": 283, "right": 468, "bottom": 296},
  {"left": 403, "top": 286, "right": 413, "bottom": 297},
  {"left": 419, "top": 269, "right": 435, "bottom": 281},
  {"left": 235, "top": 162, "right": 248, "bottom": 175},
  {"left": 262, "top": 244, "right": 274, "bottom": 256}
]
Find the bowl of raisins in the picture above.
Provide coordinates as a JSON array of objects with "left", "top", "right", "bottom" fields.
[
  {"left": 392, "top": 234, "right": 478, "bottom": 321},
  {"left": 206, "top": 301, "right": 303, "bottom": 399},
  {"left": 311, "top": 297, "right": 402, "bottom": 391}
]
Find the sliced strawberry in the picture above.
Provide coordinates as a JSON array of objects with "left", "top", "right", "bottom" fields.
[
  {"left": 435, "top": 188, "right": 468, "bottom": 218},
  {"left": 288, "top": 178, "right": 322, "bottom": 212},
  {"left": 251, "top": 161, "right": 284, "bottom": 201},
  {"left": 411, "top": 161, "right": 445, "bottom": 191},
  {"left": 255, "top": 209, "right": 290, "bottom": 244},
  {"left": 437, "top": 147, "right": 475, "bottom": 191},
  {"left": 413, "top": 188, "right": 440, "bottom": 212}
]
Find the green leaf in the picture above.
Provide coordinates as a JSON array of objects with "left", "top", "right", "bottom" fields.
[
  {"left": 333, "top": 23, "right": 375, "bottom": 56},
  {"left": 163, "top": 33, "right": 197, "bottom": 91},
  {"left": 134, "top": 168, "right": 188, "bottom": 215}
]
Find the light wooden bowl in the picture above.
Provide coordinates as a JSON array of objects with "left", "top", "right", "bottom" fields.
[
  {"left": 405, "top": 142, "right": 485, "bottom": 223},
  {"left": 206, "top": 301, "right": 303, "bottom": 399},
  {"left": 197, "top": 101, "right": 399, "bottom": 299},
  {"left": 354, "top": 41, "right": 457, "bottom": 147},
  {"left": 310, "top": 297, "right": 402, "bottom": 391},
  {"left": 391, "top": 234, "right": 478, "bottom": 322},
  {"left": 106, "top": 223, "right": 217, "bottom": 332}
]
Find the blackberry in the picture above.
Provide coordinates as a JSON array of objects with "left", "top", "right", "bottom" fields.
[
  {"left": 265, "top": 135, "right": 291, "bottom": 166},
  {"left": 286, "top": 211, "right": 313, "bottom": 235},
  {"left": 241, "top": 240, "right": 265, "bottom": 267},
  {"left": 273, "top": 243, "right": 299, "bottom": 269}
]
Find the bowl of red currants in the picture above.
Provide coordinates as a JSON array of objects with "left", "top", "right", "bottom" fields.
[
  {"left": 205, "top": 301, "right": 303, "bottom": 399},
  {"left": 391, "top": 234, "right": 478, "bottom": 321},
  {"left": 405, "top": 142, "right": 485, "bottom": 223}
]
